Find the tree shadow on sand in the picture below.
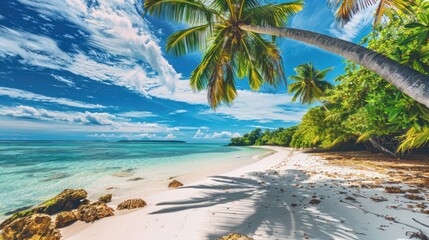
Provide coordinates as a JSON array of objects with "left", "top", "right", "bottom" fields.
[{"left": 150, "top": 169, "right": 366, "bottom": 239}]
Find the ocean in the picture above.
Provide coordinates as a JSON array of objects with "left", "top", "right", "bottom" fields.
[{"left": 0, "top": 141, "right": 268, "bottom": 220}]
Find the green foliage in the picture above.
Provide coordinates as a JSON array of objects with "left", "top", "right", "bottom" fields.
[
  {"left": 288, "top": 63, "right": 333, "bottom": 105},
  {"left": 230, "top": 126, "right": 297, "bottom": 147},
  {"left": 290, "top": 1, "right": 429, "bottom": 153},
  {"left": 144, "top": 0, "right": 303, "bottom": 108}
]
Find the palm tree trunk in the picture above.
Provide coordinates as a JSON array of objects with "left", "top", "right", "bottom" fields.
[
  {"left": 239, "top": 25, "right": 429, "bottom": 109},
  {"left": 368, "top": 137, "right": 398, "bottom": 159}
]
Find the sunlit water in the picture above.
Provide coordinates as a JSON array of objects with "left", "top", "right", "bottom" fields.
[{"left": 0, "top": 141, "right": 268, "bottom": 220}]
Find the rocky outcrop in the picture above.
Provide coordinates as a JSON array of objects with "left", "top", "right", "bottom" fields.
[
  {"left": 98, "top": 194, "right": 112, "bottom": 203},
  {"left": 217, "top": 233, "right": 254, "bottom": 240},
  {"left": 1, "top": 214, "right": 61, "bottom": 240},
  {"left": 77, "top": 201, "right": 114, "bottom": 223},
  {"left": 116, "top": 199, "right": 147, "bottom": 210},
  {"left": 54, "top": 210, "right": 79, "bottom": 228},
  {"left": 168, "top": 180, "right": 184, "bottom": 188},
  {"left": 0, "top": 189, "right": 87, "bottom": 229}
]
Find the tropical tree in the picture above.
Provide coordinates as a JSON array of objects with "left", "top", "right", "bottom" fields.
[
  {"left": 288, "top": 63, "right": 333, "bottom": 108},
  {"left": 330, "top": 0, "right": 412, "bottom": 26},
  {"left": 144, "top": 0, "right": 429, "bottom": 109}
]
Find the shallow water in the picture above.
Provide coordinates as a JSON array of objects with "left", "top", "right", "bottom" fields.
[{"left": 0, "top": 141, "right": 267, "bottom": 219}]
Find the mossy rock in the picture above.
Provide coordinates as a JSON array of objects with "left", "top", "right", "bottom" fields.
[
  {"left": 1, "top": 214, "right": 61, "bottom": 240},
  {"left": 0, "top": 189, "right": 87, "bottom": 229},
  {"left": 98, "top": 194, "right": 112, "bottom": 203},
  {"left": 117, "top": 199, "right": 147, "bottom": 210},
  {"left": 77, "top": 201, "right": 114, "bottom": 223},
  {"left": 54, "top": 210, "right": 79, "bottom": 228}
]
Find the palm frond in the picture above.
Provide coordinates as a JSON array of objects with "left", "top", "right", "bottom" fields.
[
  {"left": 243, "top": 1, "right": 303, "bottom": 27},
  {"left": 144, "top": 0, "right": 216, "bottom": 26},
  {"left": 166, "top": 24, "right": 214, "bottom": 56}
]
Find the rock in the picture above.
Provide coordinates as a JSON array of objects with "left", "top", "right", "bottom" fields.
[
  {"left": 168, "top": 180, "right": 183, "bottom": 188},
  {"left": 117, "top": 199, "right": 147, "bottom": 210},
  {"left": 384, "top": 187, "right": 405, "bottom": 194},
  {"left": 309, "top": 199, "right": 321, "bottom": 205},
  {"left": 77, "top": 201, "right": 114, "bottom": 223},
  {"left": 370, "top": 196, "right": 388, "bottom": 202},
  {"left": 54, "top": 210, "right": 79, "bottom": 228},
  {"left": 98, "top": 194, "right": 112, "bottom": 203},
  {"left": 404, "top": 194, "right": 425, "bottom": 201},
  {"left": 0, "top": 189, "right": 87, "bottom": 229},
  {"left": 1, "top": 214, "right": 61, "bottom": 240},
  {"left": 217, "top": 233, "right": 254, "bottom": 240}
]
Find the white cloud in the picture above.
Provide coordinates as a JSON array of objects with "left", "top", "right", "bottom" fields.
[
  {"left": 0, "top": 105, "right": 175, "bottom": 134},
  {"left": 1, "top": 0, "right": 180, "bottom": 96},
  {"left": 193, "top": 128, "right": 241, "bottom": 139},
  {"left": 169, "top": 109, "right": 188, "bottom": 115},
  {"left": 51, "top": 74, "right": 75, "bottom": 87},
  {"left": 118, "top": 111, "right": 157, "bottom": 118},
  {"left": 148, "top": 80, "right": 308, "bottom": 123},
  {"left": 0, "top": 87, "right": 104, "bottom": 109},
  {"left": 329, "top": 5, "right": 376, "bottom": 41},
  {"left": 165, "top": 133, "right": 176, "bottom": 139},
  {"left": 193, "top": 129, "right": 205, "bottom": 139}
]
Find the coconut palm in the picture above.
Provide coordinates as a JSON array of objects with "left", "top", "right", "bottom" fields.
[
  {"left": 289, "top": 63, "right": 333, "bottom": 106},
  {"left": 144, "top": 0, "right": 429, "bottom": 109},
  {"left": 330, "top": 0, "right": 412, "bottom": 26}
]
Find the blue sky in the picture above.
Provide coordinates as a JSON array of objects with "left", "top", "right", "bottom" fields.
[{"left": 0, "top": 0, "right": 375, "bottom": 142}]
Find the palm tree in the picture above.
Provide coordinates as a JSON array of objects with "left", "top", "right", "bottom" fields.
[
  {"left": 330, "top": 0, "right": 412, "bottom": 26},
  {"left": 289, "top": 63, "right": 333, "bottom": 108},
  {"left": 144, "top": 0, "right": 429, "bottom": 109}
]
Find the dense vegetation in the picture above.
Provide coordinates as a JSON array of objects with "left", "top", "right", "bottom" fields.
[
  {"left": 231, "top": 1, "right": 429, "bottom": 156},
  {"left": 230, "top": 127, "right": 297, "bottom": 147}
]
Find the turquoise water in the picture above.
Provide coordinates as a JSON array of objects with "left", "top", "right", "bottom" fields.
[{"left": 0, "top": 141, "right": 267, "bottom": 219}]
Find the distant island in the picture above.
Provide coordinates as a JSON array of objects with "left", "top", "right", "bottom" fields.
[{"left": 117, "top": 140, "right": 186, "bottom": 143}]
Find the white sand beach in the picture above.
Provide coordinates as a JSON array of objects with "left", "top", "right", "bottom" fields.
[{"left": 62, "top": 146, "right": 429, "bottom": 240}]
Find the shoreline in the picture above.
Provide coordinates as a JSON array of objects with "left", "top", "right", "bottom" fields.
[
  {"left": 61, "top": 146, "right": 284, "bottom": 239},
  {"left": 7, "top": 146, "right": 428, "bottom": 239}
]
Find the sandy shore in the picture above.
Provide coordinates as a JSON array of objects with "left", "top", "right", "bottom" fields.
[{"left": 62, "top": 146, "right": 429, "bottom": 240}]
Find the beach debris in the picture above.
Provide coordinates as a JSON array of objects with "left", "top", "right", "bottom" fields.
[
  {"left": 0, "top": 189, "right": 87, "bottom": 229},
  {"left": 370, "top": 196, "right": 388, "bottom": 202},
  {"left": 117, "top": 199, "right": 147, "bottom": 210},
  {"left": 309, "top": 199, "right": 321, "bottom": 205},
  {"left": 217, "top": 233, "right": 254, "bottom": 240},
  {"left": 404, "top": 195, "right": 425, "bottom": 201},
  {"left": 344, "top": 196, "right": 357, "bottom": 201},
  {"left": 77, "top": 201, "right": 114, "bottom": 223},
  {"left": 406, "top": 230, "right": 429, "bottom": 240},
  {"left": 407, "top": 189, "right": 421, "bottom": 194},
  {"left": 98, "top": 194, "right": 112, "bottom": 203},
  {"left": 384, "top": 187, "right": 405, "bottom": 194},
  {"left": 54, "top": 210, "right": 79, "bottom": 228},
  {"left": 168, "top": 180, "right": 184, "bottom": 188},
  {"left": 127, "top": 177, "right": 144, "bottom": 181},
  {"left": 1, "top": 214, "right": 61, "bottom": 240}
]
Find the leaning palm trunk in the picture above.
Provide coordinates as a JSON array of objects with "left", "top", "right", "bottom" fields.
[{"left": 239, "top": 25, "right": 429, "bottom": 109}]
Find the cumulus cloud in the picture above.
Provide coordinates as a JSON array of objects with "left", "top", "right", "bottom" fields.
[
  {"left": 0, "top": 87, "right": 104, "bottom": 109},
  {"left": 1, "top": 0, "right": 180, "bottom": 96},
  {"left": 193, "top": 128, "right": 241, "bottom": 139},
  {"left": 148, "top": 80, "right": 308, "bottom": 123},
  {"left": 0, "top": 105, "right": 175, "bottom": 133}
]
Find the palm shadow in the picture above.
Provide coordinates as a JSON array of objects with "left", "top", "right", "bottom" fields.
[{"left": 150, "top": 169, "right": 362, "bottom": 239}]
